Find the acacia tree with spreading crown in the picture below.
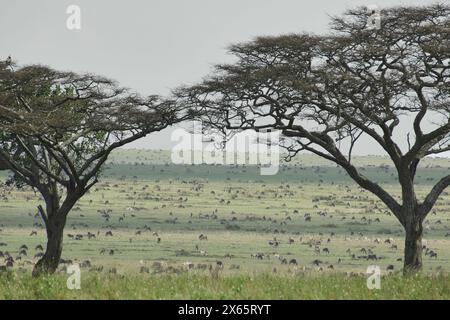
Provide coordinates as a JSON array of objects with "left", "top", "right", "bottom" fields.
[
  {"left": 0, "top": 59, "right": 193, "bottom": 276},
  {"left": 177, "top": 4, "right": 450, "bottom": 274}
]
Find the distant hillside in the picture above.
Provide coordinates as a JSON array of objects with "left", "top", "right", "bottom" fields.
[
  {"left": 110, "top": 149, "right": 450, "bottom": 168},
  {"left": 1, "top": 149, "right": 449, "bottom": 183}
]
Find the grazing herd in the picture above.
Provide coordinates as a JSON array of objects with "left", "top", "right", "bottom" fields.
[{"left": 1, "top": 152, "right": 450, "bottom": 276}]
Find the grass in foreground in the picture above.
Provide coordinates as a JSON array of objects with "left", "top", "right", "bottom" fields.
[{"left": 0, "top": 272, "right": 449, "bottom": 299}]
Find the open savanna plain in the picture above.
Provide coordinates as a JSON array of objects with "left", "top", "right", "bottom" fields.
[{"left": 1, "top": 150, "right": 450, "bottom": 299}]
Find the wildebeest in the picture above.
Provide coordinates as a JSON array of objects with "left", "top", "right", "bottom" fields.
[
  {"left": 183, "top": 262, "right": 195, "bottom": 269},
  {"left": 312, "top": 259, "right": 322, "bottom": 266},
  {"left": 140, "top": 266, "right": 150, "bottom": 273},
  {"left": 80, "top": 260, "right": 91, "bottom": 268},
  {"left": 196, "top": 263, "right": 208, "bottom": 270},
  {"left": 109, "top": 267, "right": 117, "bottom": 274},
  {"left": 251, "top": 253, "right": 265, "bottom": 260},
  {"left": 5, "top": 257, "right": 14, "bottom": 268},
  {"left": 268, "top": 239, "right": 279, "bottom": 247},
  {"left": 367, "top": 254, "right": 378, "bottom": 261}
]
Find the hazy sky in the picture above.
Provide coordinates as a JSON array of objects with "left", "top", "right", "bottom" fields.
[{"left": 0, "top": 0, "right": 441, "bottom": 152}]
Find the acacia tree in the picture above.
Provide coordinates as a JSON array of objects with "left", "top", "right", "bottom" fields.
[
  {"left": 0, "top": 59, "right": 192, "bottom": 276},
  {"left": 177, "top": 4, "right": 450, "bottom": 274}
]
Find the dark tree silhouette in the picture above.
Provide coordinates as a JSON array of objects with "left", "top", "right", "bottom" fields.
[
  {"left": 177, "top": 4, "right": 450, "bottom": 274},
  {"left": 0, "top": 59, "right": 192, "bottom": 276}
]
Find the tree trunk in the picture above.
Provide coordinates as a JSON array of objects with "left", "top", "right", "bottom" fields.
[
  {"left": 403, "top": 217, "right": 423, "bottom": 275},
  {"left": 32, "top": 184, "right": 79, "bottom": 277},
  {"left": 398, "top": 168, "right": 424, "bottom": 276},
  {"left": 0, "top": 158, "right": 9, "bottom": 170},
  {"left": 32, "top": 215, "right": 66, "bottom": 277}
]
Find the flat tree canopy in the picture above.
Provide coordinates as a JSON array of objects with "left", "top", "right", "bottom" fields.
[
  {"left": 177, "top": 4, "right": 450, "bottom": 274},
  {"left": 0, "top": 59, "right": 192, "bottom": 276}
]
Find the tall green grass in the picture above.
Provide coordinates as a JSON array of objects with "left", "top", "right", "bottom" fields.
[{"left": 0, "top": 272, "right": 449, "bottom": 299}]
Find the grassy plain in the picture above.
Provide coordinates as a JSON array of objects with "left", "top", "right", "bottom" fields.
[{"left": 1, "top": 150, "right": 450, "bottom": 299}]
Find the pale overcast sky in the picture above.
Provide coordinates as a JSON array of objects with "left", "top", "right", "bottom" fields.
[{"left": 0, "top": 0, "right": 441, "bottom": 152}]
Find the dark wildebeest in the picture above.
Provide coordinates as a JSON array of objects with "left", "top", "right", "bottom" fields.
[
  {"left": 312, "top": 259, "right": 322, "bottom": 266},
  {"left": 367, "top": 254, "right": 378, "bottom": 261}
]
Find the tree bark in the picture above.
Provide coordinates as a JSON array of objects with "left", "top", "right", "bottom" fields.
[
  {"left": 397, "top": 164, "right": 424, "bottom": 275},
  {"left": 31, "top": 181, "right": 81, "bottom": 277},
  {"left": 403, "top": 216, "right": 423, "bottom": 275},
  {"left": 0, "top": 158, "right": 9, "bottom": 170},
  {"left": 32, "top": 216, "right": 65, "bottom": 277},
  {"left": 32, "top": 189, "right": 70, "bottom": 277}
]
